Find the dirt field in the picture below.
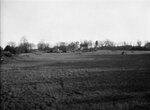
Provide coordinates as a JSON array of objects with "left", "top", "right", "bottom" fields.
[{"left": 1, "top": 50, "right": 150, "bottom": 110}]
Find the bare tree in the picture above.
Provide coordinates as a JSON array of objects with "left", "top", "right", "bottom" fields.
[
  {"left": 67, "top": 41, "right": 79, "bottom": 51},
  {"left": 99, "top": 41, "right": 105, "bottom": 47},
  {"left": 8, "top": 42, "right": 16, "bottom": 47},
  {"left": 28, "top": 43, "right": 35, "bottom": 50},
  {"left": 104, "top": 39, "right": 114, "bottom": 47},
  {"left": 137, "top": 40, "right": 142, "bottom": 47},
  {"left": 37, "top": 41, "right": 49, "bottom": 50},
  {"left": 75, "top": 41, "right": 80, "bottom": 49},
  {"left": 20, "top": 36, "right": 28, "bottom": 44},
  {"left": 87, "top": 40, "right": 93, "bottom": 48},
  {"left": 122, "top": 41, "right": 129, "bottom": 46},
  {"left": 18, "top": 36, "right": 30, "bottom": 53}
]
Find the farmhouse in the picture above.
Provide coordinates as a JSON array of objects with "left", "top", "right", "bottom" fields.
[
  {"left": 80, "top": 43, "right": 89, "bottom": 50},
  {"left": 52, "top": 48, "right": 61, "bottom": 53}
]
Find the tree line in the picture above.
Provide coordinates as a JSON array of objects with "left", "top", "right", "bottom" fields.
[{"left": 0, "top": 36, "right": 150, "bottom": 55}]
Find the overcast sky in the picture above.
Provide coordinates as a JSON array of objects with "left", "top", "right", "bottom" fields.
[{"left": 1, "top": 0, "right": 150, "bottom": 47}]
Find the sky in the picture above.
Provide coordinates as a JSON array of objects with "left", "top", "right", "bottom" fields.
[{"left": 1, "top": 0, "right": 150, "bottom": 47}]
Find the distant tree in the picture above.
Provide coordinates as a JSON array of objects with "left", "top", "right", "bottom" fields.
[
  {"left": 0, "top": 46, "right": 3, "bottom": 55},
  {"left": 82, "top": 40, "right": 88, "bottom": 45},
  {"left": 8, "top": 42, "right": 16, "bottom": 47},
  {"left": 18, "top": 36, "right": 31, "bottom": 53},
  {"left": 57, "top": 42, "right": 67, "bottom": 52},
  {"left": 29, "top": 43, "right": 35, "bottom": 50},
  {"left": 67, "top": 42, "right": 75, "bottom": 51},
  {"left": 44, "top": 43, "right": 50, "bottom": 50},
  {"left": 122, "top": 41, "right": 129, "bottom": 46},
  {"left": 0, "top": 46, "right": 3, "bottom": 51},
  {"left": 104, "top": 39, "right": 114, "bottom": 47},
  {"left": 136, "top": 40, "right": 142, "bottom": 47},
  {"left": 95, "top": 41, "right": 98, "bottom": 48},
  {"left": 37, "top": 42, "right": 45, "bottom": 50},
  {"left": 87, "top": 40, "right": 93, "bottom": 48},
  {"left": 4, "top": 42, "right": 18, "bottom": 54},
  {"left": 4, "top": 45, "right": 11, "bottom": 51},
  {"left": 20, "top": 36, "right": 28, "bottom": 45},
  {"left": 81, "top": 40, "right": 93, "bottom": 48},
  {"left": 75, "top": 41, "right": 80, "bottom": 49},
  {"left": 4, "top": 45, "right": 14, "bottom": 54},
  {"left": 99, "top": 41, "right": 105, "bottom": 48},
  {"left": 7, "top": 42, "right": 17, "bottom": 54},
  {"left": 144, "top": 42, "right": 150, "bottom": 50},
  {"left": 67, "top": 42, "right": 79, "bottom": 51},
  {"left": 144, "top": 41, "right": 149, "bottom": 45},
  {"left": 37, "top": 41, "right": 49, "bottom": 50}
]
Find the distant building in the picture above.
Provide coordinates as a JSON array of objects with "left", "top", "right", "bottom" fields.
[
  {"left": 145, "top": 42, "right": 150, "bottom": 49},
  {"left": 52, "top": 48, "right": 60, "bottom": 53},
  {"left": 80, "top": 43, "right": 88, "bottom": 50}
]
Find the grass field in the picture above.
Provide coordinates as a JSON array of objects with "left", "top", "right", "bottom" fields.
[{"left": 1, "top": 50, "right": 150, "bottom": 110}]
